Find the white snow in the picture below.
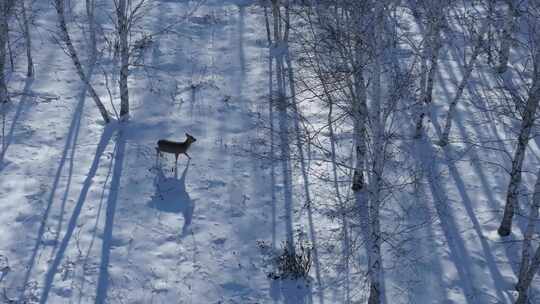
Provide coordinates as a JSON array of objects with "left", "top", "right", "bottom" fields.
[{"left": 0, "top": 1, "right": 539, "bottom": 303}]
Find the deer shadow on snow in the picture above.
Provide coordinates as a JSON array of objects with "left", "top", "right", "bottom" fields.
[{"left": 148, "top": 160, "right": 194, "bottom": 236}]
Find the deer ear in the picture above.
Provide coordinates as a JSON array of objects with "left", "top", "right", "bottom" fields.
[{"left": 185, "top": 133, "right": 189, "bottom": 136}]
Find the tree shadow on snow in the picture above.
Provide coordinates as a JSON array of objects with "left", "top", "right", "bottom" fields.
[
  {"left": 148, "top": 159, "right": 194, "bottom": 236},
  {"left": 270, "top": 278, "right": 311, "bottom": 304},
  {"left": 95, "top": 127, "right": 126, "bottom": 303},
  {"left": 18, "top": 79, "right": 86, "bottom": 300},
  {"left": 39, "top": 123, "right": 118, "bottom": 304},
  {"left": 0, "top": 77, "right": 34, "bottom": 170}
]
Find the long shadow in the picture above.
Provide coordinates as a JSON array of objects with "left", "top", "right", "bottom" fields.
[
  {"left": 279, "top": 278, "right": 312, "bottom": 304},
  {"left": 431, "top": 33, "right": 520, "bottom": 300},
  {"left": 147, "top": 160, "right": 194, "bottom": 236},
  {"left": 443, "top": 41, "right": 523, "bottom": 278},
  {"left": 286, "top": 49, "right": 323, "bottom": 303},
  {"left": 262, "top": 4, "right": 277, "bottom": 251},
  {"left": 0, "top": 77, "right": 33, "bottom": 169},
  {"left": 18, "top": 81, "right": 86, "bottom": 299},
  {"left": 455, "top": 88, "right": 523, "bottom": 282},
  {"left": 95, "top": 127, "right": 126, "bottom": 303},
  {"left": 39, "top": 124, "right": 115, "bottom": 304},
  {"left": 408, "top": 141, "right": 447, "bottom": 301},
  {"left": 442, "top": 145, "right": 510, "bottom": 301},
  {"left": 51, "top": 85, "right": 86, "bottom": 257},
  {"left": 417, "top": 138, "right": 476, "bottom": 303},
  {"left": 328, "top": 97, "right": 351, "bottom": 304},
  {"left": 77, "top": 142, "right": 114, "bottom": 304}
]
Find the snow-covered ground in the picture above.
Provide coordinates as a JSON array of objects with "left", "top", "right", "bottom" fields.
[{"left": 1, "top": 1, "right": 539, "bottom": 303}]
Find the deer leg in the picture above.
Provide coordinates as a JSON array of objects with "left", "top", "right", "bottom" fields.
[{"left": 175, "top": 153, "right": 179, "bottom": 171}]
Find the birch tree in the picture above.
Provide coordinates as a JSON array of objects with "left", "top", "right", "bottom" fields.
[
  {"left": 498, "top": 6, "right": 540, "bottom": 235},
  {"left": 86, "top": 0, "right": 97, "bottom": 62},
  {"left": 498, "top": 0, "right": 518, "bottom": 74},
  {"left": 19, "top": 0, "right": 33, "bottom": 77},
  {"left": 498, "top": 72, "right": 540, "bottom": 236},
  {"left": 414, "top": 0, "right": 446, "bottom": 138},
  {"left": 0, "top": 0, "right": 14, "bottom": 103},
  {"left": 115, "top": 0, "right": 130, "bottom": 118},
  {"left": 515, "top": 168, "right": 540, "bottom": 304},
  {"left": 54, "top": 0, "right": 111, "bottom": 123},
  {"left": 112, "top": 0, "right": 150, "bottom": 119},
  {"left": 305, "top": 2, "right": 395, "bottom": 302},
  {"left": 439, "top": 18, "right": 487, "bottom": 146}
]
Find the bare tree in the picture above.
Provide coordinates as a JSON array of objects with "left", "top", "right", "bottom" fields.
[
  {"left": 498, "top": 0, "right": 518, "bottom": 74},
  {"left": 112, "top": 0, "right": 149, "bottom": 119},
  {"left": 115, "top": 0, "right": 130, "bottom": 118},
  {"left": 498, "top": 3, "right": 540, "bottom": 236},
  {"left": 515, "top": 168, "right": 540, "bottom": 304},
  {"left": 414, "top": 0, "right": 446, "bottom": 138},
  {"left": 19, "top": 0, "right": 33, "bottom": 77},
  {"left": 54, "top": 0, "right": 111, "bottom": 123},
  {"left": 439, "top": 17, "right": 487, "bottom": 146},
  {"left": 0, "top": 0, "right": 14, "bottom": 103},
  {"left": 86, "top": 0, "right": 97, "bottom": 62},
  {"left": 295, "top": 1, "right": 413, "bottom": 302}
]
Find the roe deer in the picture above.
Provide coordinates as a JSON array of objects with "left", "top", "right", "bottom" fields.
[{"left": 156, "top": 133, "right": 197, "bottom": 168}]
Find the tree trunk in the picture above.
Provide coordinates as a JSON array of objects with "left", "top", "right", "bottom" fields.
[
  {"left": 498, "top": 0, "right": 517, "bottom": 74},
  {"left": 415, "top": 2, "right": 444, "bottom": 138},
  {"left": 515, "top": 169, "right": 540, "bottom": 303},
  {"left": 117, "top": 0, "right": 129, "bottom": 118},
  {"left": 54, "top": 0, "right": 110, "bottom": 123},
  {"left": 515, "top": 244, "right": 540, "bottom": 304},
  {"left": 21, "top": 0, "right": 33, "bottom": 77},
  {"left": 0, "top": 0, "right": 14, "bottom": 103},
  {"left": 498, "top": 72, "right": 540, "bottom": 236},
  {"left": 439, "top": 23, "right": 485, "bottom": 146},
  {"left": 86, "top": 0, "right": 97, "bottom": 62},
  {"left": 350, "top": 4, "right": 375, "bottom": 302}
]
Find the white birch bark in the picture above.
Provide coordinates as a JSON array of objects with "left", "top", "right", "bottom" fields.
[
  {"left": 415, "top": 1, "right": 444, "bottom": 138},
  {"left": 515, "top": 168, "right": 540, "bottom": 303},
  {"left": 116, "top": 0, "right": 129, "bottom": 118},
  {"left": 54, "top": 0, "right": 110, "bottom": 123},
  {"left": 367, "top": 7, "right": 385, "bottom": 302},
  {"left": 349, "top": 4, "right": 377, "bottom": 302},
  {"left": 498, "top": 48, "right": 540, "bottom": 236},
  {"left": 498, "top": 0, "right": 517, "bottom": 74},
  {"left": 439, "top": 23, "right": 486, "bottom": 146},
  {"left": 0, "top": 0, "right": 14, "bottom": 103},
  {"left": 263, "top": 3, "right": 278, "bottom": 253},
  {"left": 20, "top": 0, "right": 33, "bottom": 77}
]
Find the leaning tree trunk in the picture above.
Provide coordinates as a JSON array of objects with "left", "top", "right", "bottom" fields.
[
  {"left": 498, "top": 68, "right": 540, "bottom": 236},
  {"left": 116, "top": 0, "right": 129, "bottom": 118},
  {"left": 54, "top": 0, "right": 110, "bottom": 123},
  {"left": 515, "top": 168, "right": 540, "bottom": 303},
  {"left": 439, "top": 21, "right": 486, "bottom": 146},
  {"left": 515, "top": 246, "right": 540, "bottom": 304}
]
